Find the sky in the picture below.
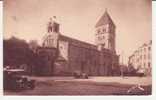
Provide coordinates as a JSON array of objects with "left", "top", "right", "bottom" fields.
[
  {"left": 3, "top": 0, "right": 152, "bottom": 64},
  {"left": 0, "top": 1, "right": 1, "bottom": 34}
]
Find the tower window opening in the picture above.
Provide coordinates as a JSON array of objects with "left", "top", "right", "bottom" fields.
[
  {"left": 148, "top": 62, "right": 151, "bottom": 68},
  {"left": 102, "top": 43, "right": 105, "bottom": 48},
  {"left": 103, "top": 29, "right": 106, "bottom": 32},
  {"left": 148, "top": 47, "right": 151, "bottom": 51},
  {"left": 97, "top": 30, "right": 100, "bottom": 34},
  {"left": 144, "top": 48, "right": 146, "bottom": 52}
]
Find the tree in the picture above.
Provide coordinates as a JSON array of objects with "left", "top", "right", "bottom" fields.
[
  {"left": 4, "top": 36, "right": 29, "bottom": 67},
  {"left": 29, "top": 40, "right": 39, "bottom": 53},
  {"left": 3, "top": 37, "right": 38, "bottom": 71}
]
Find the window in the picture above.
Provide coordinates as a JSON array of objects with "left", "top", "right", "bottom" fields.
[
  {"left": 140, "top": 55, "right": 142, "bottom": 60},
  {"left": 102, "top": 43, "right": 105, "bottom": 48},
  {"left": 144, "top": 48, "right": 146, "bottom": 52},
  {"left": 103, "top": 29, "right": 106, "bottom": 32},
  {"left": 47, "top": 55, "right": 50, "bottom": 61},
  {"left": 60, "top": 46, "right": 63, "bottom": 49},
  {"left": 148, "top": 53, "right": 151, "bottom": 59},
  {"left": 97, "top": 30, "right": 100, "bottom": 34},
  {"left": 103, "top": 62, "right": 105, "bottom": 66},
  {"left": 98, "top": 36, "right": 101, "bottom": 40},
  {"left": 148, "top": 47, "right": 151, "bottom": 51},
  {"left": 148, "top": 62, "right": 151, "bottom": 68},
  {"left": 94, "top": 60, "right": 97, "bottom": 66},
  {"left": 144, "top": 55, "right": 146, "bottom": 59},
  {"left": 137, "top": 58, "right": 139, "bottom": 62},
  {"left": 144, "top": 63, "right": 146, "bottom": 67}
]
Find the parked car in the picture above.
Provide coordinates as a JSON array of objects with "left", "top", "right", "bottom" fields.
[
  {"left": 3, "top": 68, "right": 35, "bottom": 91},
  {"left": 135, "top": 72, "right": 144, "bottom": 77},
  {"left": 73, "top": 71, "right": 88, "bottom": 79}
]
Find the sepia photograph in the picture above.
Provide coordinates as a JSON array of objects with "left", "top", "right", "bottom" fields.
[{"left": 3, "top": 0, "right": 152, "bottom": 95}]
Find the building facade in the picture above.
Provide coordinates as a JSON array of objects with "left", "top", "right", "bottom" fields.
[
  {"left": 36, "top": 11, "right": 120, "bottom": 76},
  {"left": 128, "top": 41, "right": 152, "bottom": 76}
]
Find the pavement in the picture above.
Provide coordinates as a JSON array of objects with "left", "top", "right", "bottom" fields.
[
  {"left": 4, "top": 76, "right": 152, "bottom": 95},
  {"left": 28, "top": 76, "right": 152, "bottom": 86}
]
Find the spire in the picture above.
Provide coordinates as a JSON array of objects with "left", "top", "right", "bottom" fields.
[{"left": 95, "top": 10, "right": 115, "bottom": 28}]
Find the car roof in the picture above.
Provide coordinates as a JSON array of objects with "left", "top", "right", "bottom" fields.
[{"left": 4, "top": 69, "right": 25, "bottom": 72}]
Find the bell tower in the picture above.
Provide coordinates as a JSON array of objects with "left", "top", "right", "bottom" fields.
[
  {"left": 42, "top": 16, "right": 60, "bottom": 48},
  {"left": 47, "top": 17, "right": 59, "bottom": 33},
  {"left": 95, "top": 10, "right": 116, "bottom": 53}
]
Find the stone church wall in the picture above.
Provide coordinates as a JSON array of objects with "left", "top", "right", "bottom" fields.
[{"left": 66, "top": 40, "right": 114, "bottom": 76}]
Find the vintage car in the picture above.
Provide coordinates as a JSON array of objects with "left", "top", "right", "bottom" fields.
[
  {"left": 3, "top": 68, "right": 35, "bottom": 91},
  {"left": 73, "top": 71, "right": 88, "bottom": 79}
]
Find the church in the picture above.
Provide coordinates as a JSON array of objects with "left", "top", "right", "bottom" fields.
[{"left": 36, "top": 10, "right": 120, "bottom": 76}]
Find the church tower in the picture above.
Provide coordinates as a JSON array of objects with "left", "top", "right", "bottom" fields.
[
  {"left": 42, "top": 17, "right": 60, "bottom": 48},
  {"left": 95, "top": 10, "right": 116, "bottom": 53}
]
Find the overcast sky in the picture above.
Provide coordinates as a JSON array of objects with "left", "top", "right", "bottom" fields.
[{"left": 4, "top": 0, "right": 152, "bottom": 64}]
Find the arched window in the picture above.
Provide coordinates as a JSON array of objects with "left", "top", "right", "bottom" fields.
[
  {"left": 97, "top": 30, "right": 100, "bottom": 34},
  {"left": 102, "top": 43, "right": 105, "bottom": 48},
  {"left": 103, "top": 28, "right": 106, "bottom": 33}
]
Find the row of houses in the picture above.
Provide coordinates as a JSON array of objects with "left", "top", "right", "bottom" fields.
[{"left": 128, "top": 40, "right": 152, "bottom": 76}]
